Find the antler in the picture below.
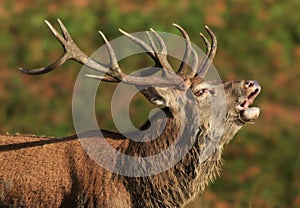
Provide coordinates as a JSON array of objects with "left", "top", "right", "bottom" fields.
[
  {"left": 19, "top": 19, "right": 185, "bottom": 89},
  {"left": 19, "top": 19, "right": 217, "bottom": 87}
]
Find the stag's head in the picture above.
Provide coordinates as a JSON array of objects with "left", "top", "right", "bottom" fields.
[{"left": 19, "top": 19, "right": 261, "bottom": 147}]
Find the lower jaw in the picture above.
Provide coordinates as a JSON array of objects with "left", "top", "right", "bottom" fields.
[{"left": 240, "top": 107, "right": 260, "bottom": 122}]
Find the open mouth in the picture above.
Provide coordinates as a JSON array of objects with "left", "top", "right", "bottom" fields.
[
  {"left": 237, "top": 81, "right": 261, "bottom": 121},
  {"left": 237, "top": 87, "right": 261, "bottom": 111}
]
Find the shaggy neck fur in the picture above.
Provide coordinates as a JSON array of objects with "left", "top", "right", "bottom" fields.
[{"left": 112, "top": 106, "right": 243, "bottom": 208}]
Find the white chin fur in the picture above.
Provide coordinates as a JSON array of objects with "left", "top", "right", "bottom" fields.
[{"left": 242, "top": 107, "right": 260, "bottom": 121}]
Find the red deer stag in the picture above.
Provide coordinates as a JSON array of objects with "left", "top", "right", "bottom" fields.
[{"left": 0, "top": 19, "right": 261, "bottom": 208}]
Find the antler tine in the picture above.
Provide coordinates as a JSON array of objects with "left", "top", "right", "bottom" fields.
[
  {"left": 190, "top": 48, "right": 199, "bottom": 76},
  {"left": 85, "top": 74, "right": 119, "bottom": 82},
  {"left": 145, "top": 31, "right": 169, "bottom": 78},
  {"left": 98, "top": 31, "right": 117, "bottom": 66},
  {"left": 196, "top": 32, "right": 212, "bottom": 74},
  {"left": 57, "top": 19, "right": 72, "bottom": 41},
  {"left": 173, "top": 24, "right": 192, "bottom": 78},
  {"left": 147, "top": 29, "right": 174, "bottom": 76},
  {"left": 119, "top": 28, "right": 167, "bottom": 71},
  {"left": 116, "top": 28, "right": 173, "bottom": 78},
  {"left": 118, "top": 28, "right": 156, "bottom": 60},
  {"left": 186, "top": 32, "right": 210, "bottom": 78},
  {"left": 149, "top": 28, "right": 167, "bottom": 55},
  {"left": 98, "top": 31, "right": 125, "bottom": 80},
  {"left": 197, "top": 26, "right": 217, "bottom": 78},
  {"left": 145, "top": 31, "right": 157, "bottom": 54},
  {"left": 46, "top": 19, "right": 67, "bottom": 47},
  {"left": 200, "top": 32, "right": 211, "bottom": 50},
  {"left": 85, "top": 31, "right": 129, "bottom": 82},
  {"left": 19, "top": 19, "right": 108, "bottom": 75}
]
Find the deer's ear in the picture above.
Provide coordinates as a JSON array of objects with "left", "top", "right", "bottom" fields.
[
  {"left": 150, "top": 96, "right": 167, "bottom": 106},
  {"left": 140, "top": 88, "right": 167, "bottom": 106},
  {"left": 153, "top": 88, "right": 177, "bottom": 108}
]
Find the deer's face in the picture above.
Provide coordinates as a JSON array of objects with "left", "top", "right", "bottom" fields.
[
  {"left": 190, "top": 79, "right": 261, "bottom": 126},
  {"left": 223, "top": 80, "right": 261, "bottom": 123}
]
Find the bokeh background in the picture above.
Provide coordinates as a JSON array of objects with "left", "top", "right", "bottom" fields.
[{"left": 1, "top": 0, "right": 299, "bottom": 207}]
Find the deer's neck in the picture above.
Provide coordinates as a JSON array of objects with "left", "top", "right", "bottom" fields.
[{"left": 121, "top": 107, "right": 226, "bottom": 207}]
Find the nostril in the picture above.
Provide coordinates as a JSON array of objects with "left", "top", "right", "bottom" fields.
[{"left": 245, "top": 81, "right": 254, "bottom": 88}]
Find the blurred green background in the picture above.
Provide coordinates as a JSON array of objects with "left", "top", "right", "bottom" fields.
[{"left": 0, "top": 0, "right": 299, "bottom": 207}]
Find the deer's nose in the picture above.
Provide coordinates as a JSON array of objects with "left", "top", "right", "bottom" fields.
[
  {"left": 244, "top": 80, "right": 260, "bottom": 89},
  {"left": 244, "top": 80, "right": 261, "bottom": 97}
]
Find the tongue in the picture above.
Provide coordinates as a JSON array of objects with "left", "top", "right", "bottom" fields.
[{"left": 237, "top": 98, "right": 254, "bottom": 111}]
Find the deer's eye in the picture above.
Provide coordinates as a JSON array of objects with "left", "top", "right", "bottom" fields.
[{"left": 194, "top": 88, "right": 207, "bottom": 97}]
